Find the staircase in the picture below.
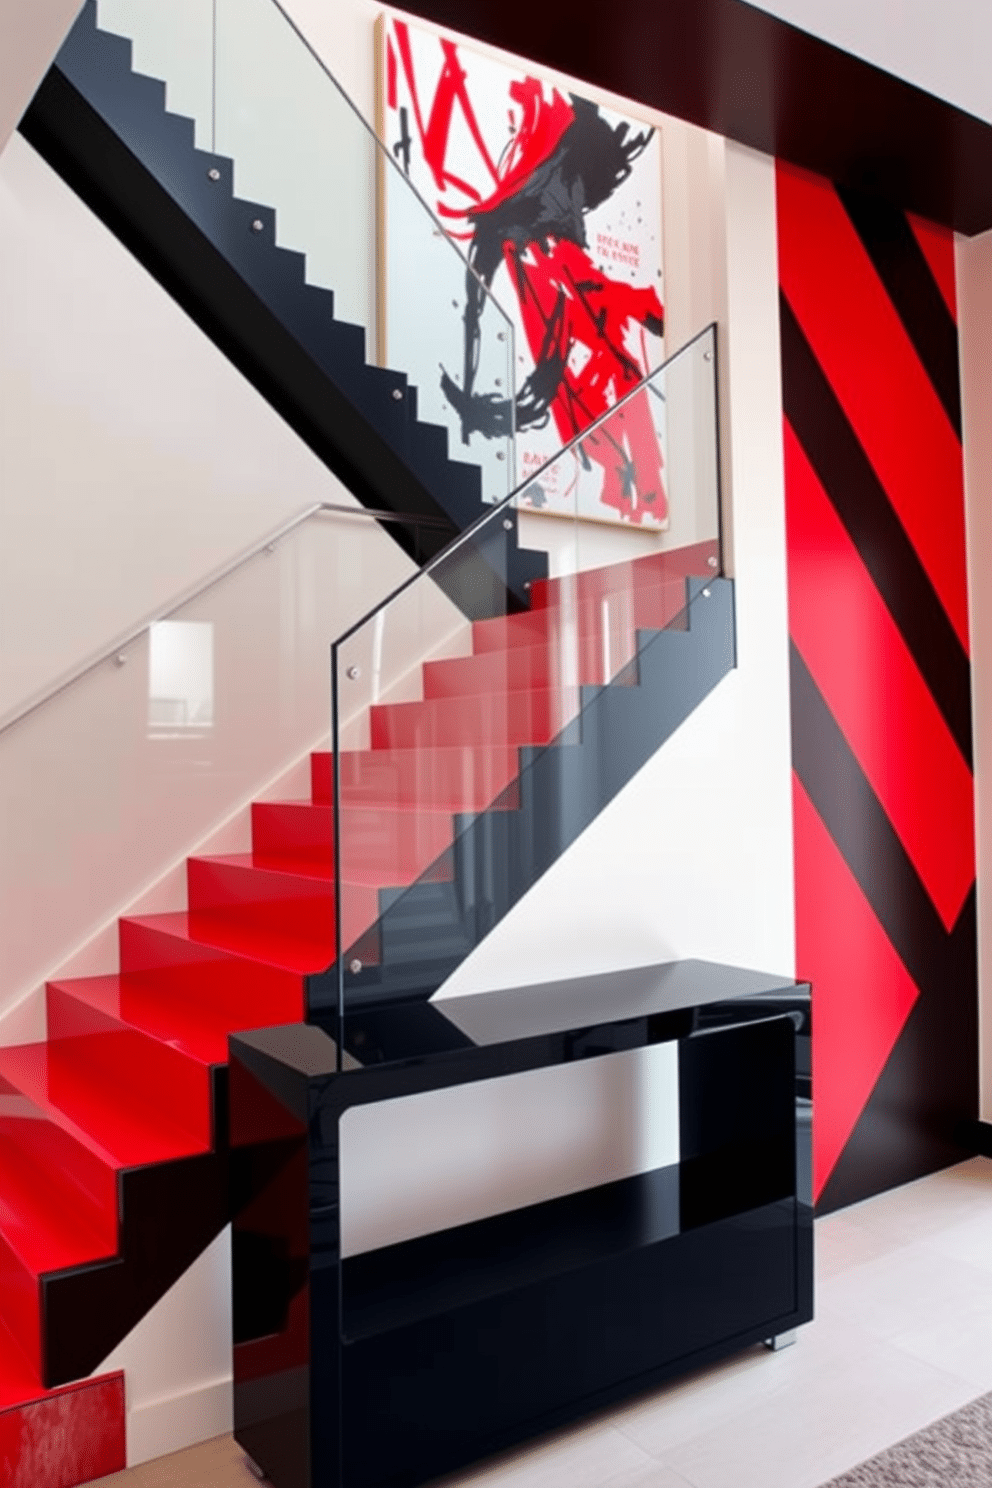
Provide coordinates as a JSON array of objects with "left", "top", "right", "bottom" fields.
[
  {"left": 2, "top": 2, "right": 733, "bottom": 1481},
  {"left": 0, "top": 541, "right": 731, "bottom": 1456}
]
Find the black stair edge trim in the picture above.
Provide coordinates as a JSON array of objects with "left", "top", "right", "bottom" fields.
[
  {"left": 18, "top": 64, "right": 459, "bottom": 567},
  {"left": 41, "top": 1147, "right": 231, "bottom": 1387},
  {"left": 39, "top": 1066, "right": 233, "bottom": 1386}
]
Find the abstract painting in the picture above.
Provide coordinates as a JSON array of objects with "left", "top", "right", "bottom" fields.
[{"left": 378, "top": 15, "right": 667, "bottom": 526}]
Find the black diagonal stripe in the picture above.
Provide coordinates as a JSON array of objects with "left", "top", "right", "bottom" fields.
[
  {"left": 791, "top": 643, "right": 966, "bottom": 990},
  {"left": 836, "top": 185, "right": 962, "bottom": 439},
  {"left": 817, "top": 884, "right": 977, "bottom": 1214},
  {"left": 780, "top": 293, "right": 973, "bottom": 770}
]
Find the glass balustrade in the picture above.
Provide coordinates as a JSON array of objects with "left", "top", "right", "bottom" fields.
[
  {"left": 0, "top": 507, "right": 438, "bottom": 1023},
  {"left": 324, "top": 326, "right": 723, "bottom": 1054}
]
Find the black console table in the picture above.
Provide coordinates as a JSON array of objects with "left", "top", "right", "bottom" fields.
[{"left": 229, "top": 960, "right": 812, "bottom": 1488}]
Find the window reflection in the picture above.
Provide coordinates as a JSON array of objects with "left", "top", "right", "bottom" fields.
[{"left": 148, "top": 620, "right": 214, "bottom": 735}]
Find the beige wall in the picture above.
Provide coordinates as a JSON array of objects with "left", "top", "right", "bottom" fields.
[
  {"left": 0, "top": 131, "right": 356, "bottom": 719},
  {"left": 956, "top": 227, "right": 992, "bottom": 1122},
  {"left": 0, "top": 0, "right": 80, "bottom": 152}
]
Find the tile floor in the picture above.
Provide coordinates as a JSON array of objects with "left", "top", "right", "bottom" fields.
[{"left": 90, "top": 1157, "right": 992, "bottom": 1488}]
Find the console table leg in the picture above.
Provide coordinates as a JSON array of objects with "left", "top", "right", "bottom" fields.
[{"left": 764, "top": 1329, "right": 798, "bottom": 1351}]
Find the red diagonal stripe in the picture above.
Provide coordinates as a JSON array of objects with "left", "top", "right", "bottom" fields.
[
  {"left": 907, "top": 211, "right": 957, "bottom": 322},
  {"left": 784, "top": 420, "right": 974, "bottom": 931},
  {"left": 777, "top": 163, "right": 969, "bottom": 651},
  {"left": 793, "top": 776, "right": 920, "bottom": 1201}
]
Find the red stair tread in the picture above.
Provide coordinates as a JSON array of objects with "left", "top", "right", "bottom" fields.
[{"left": 0, "top": 1043, "right": 206, "bottom": 1171}]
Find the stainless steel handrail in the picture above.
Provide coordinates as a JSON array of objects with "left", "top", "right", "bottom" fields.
[{"left": 0, "top": 501, "right": 449, "bottom": 737}]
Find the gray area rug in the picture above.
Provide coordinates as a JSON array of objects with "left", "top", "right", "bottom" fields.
[{"left": 822, "top": 1392, "right": 992, "bottom": 1485}]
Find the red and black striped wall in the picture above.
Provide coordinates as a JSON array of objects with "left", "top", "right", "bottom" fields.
[{"left": 776, "top": 163, "right": 978, "bottom": 1212}]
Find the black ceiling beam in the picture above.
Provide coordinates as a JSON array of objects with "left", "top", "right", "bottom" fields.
[{"left": 390, "top": 0, "right": 992, "bottom": 235}]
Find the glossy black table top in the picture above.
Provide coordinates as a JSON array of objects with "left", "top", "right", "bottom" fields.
[
  {"left": 231, "top": 959, "right": 810, "bottom": 1113},
  {"left": 438, "top": 959, "right": 806, "bottom": 1045}
]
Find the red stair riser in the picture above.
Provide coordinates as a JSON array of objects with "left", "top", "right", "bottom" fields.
[
  {"left": 46, "top": 988, "right": 212, "bottom": 1150},
  {"left": 119, "top": 918, "right": 305, "bottom": 1023},
  {"left": 250, "top": 804, "right": 455, "bottom": 883},
  {"left": 188, "top": 858, "right": 336, "bottom": 947},
  {"left": 0, "top": 1130, "right": 116, "bottom": 1374},
  {"left": 0, "top": 1370, "right": 126, "bottom": 1486},
  {"left": 310, "top": 748, "right": 521, "bottom": 811},
  {"left": 369, "top": 689, "right": 577, "bottom": 752},
  {"left": 250, "top": 802, "right": 331, "bottom": 866},
  {"left": 0, "top": 1107, "right": 117, "bottom": 1253}
]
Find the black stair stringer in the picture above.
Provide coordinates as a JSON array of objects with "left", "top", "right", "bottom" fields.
[
  {"left": 39, "top": 1066, "right": 233, "bottom": 1387},
  {"left": 307, "top": 578, "right": 736, "bottom": 1058},
  {"left": 19, "top": 1, "right": 547, "bottom": 618}
]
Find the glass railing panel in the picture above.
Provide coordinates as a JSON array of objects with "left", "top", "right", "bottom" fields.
[
  {"left": 96, "top": 0, "right": 214, "bottom": 149},
  {"left": 89, "top": 0, "right": 516, "bottom": 510},
  {"left": 326, "top": 327, "right": 721, "bottom": 1048},
  {"left": 0, "top": 507, "right": 434, "bottom": 1022}
]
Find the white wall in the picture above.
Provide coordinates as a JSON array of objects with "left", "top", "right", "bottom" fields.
[
  {"left": 741, "top": 0, "right": 992, "bottom": 126},
  {"left": 956, "top": 228, "right": 992, "bottom": 1122},
  {"left": 96, "top": 1229, "right": 234, "bottom": 1466}
]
